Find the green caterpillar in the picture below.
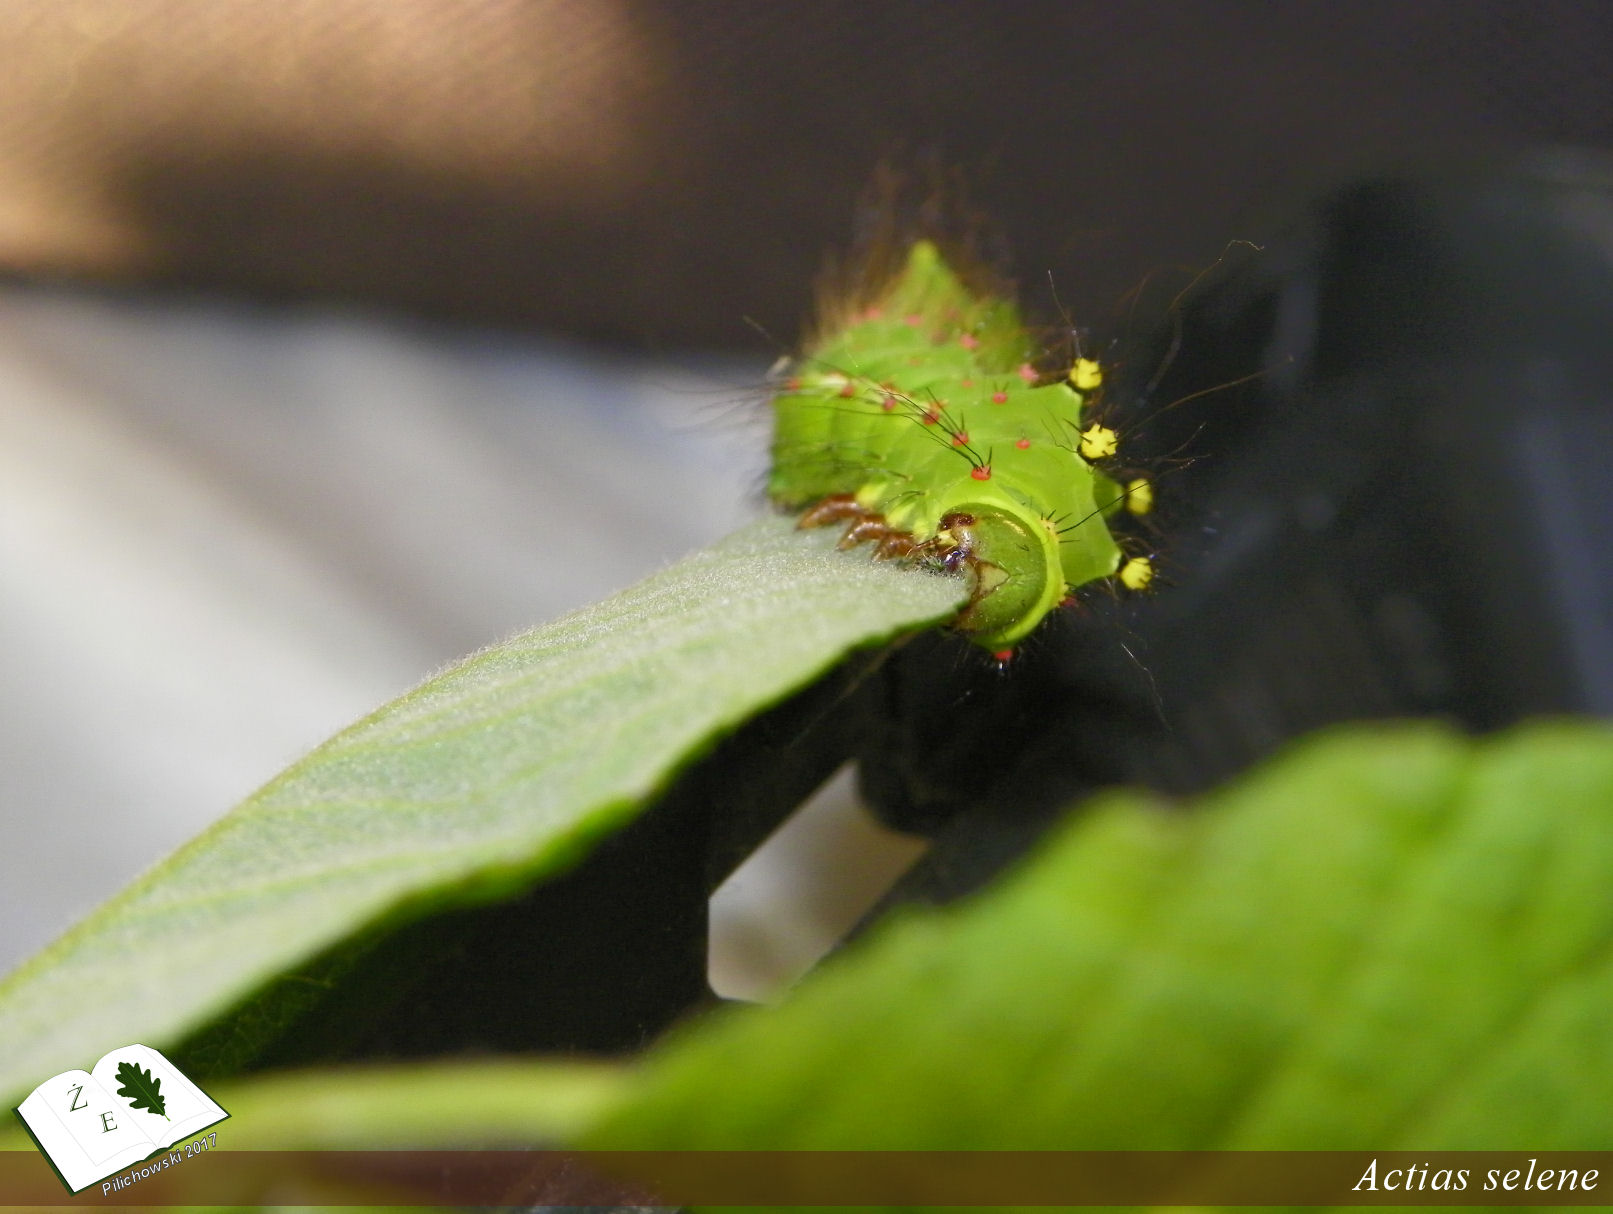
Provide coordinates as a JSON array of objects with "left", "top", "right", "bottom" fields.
[{"left": 768, "top": 240, "right": 1150, "bottom": 657}]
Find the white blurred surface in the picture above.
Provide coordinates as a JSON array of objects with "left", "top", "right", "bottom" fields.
[
  {"left": 0, "top": 285, "right": 765, "bottom": 972},
  {"left": 708, "top": 763, "right": 929, "bottom": 1003}
]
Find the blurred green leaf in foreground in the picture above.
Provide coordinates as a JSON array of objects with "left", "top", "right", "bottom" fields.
[{"left": 590, "top": 719, "right": 1613, "bottom": 1152}]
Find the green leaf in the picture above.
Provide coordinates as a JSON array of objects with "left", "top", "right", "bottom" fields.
[
  {"left": 189, "top": 1060, "right": 627, "bottom": 1149},
  {"left": 583, "top": 720, "right": 1613, "bottom": 1152},
  {"left": 0, "top": 518, "right": 965, "bottom": 1108},
  {"left": 112, "top": 1060, "right": 168, "bottom": 1119}
]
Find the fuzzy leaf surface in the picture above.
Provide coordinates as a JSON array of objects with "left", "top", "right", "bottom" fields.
[{"left": 0, "top": 517, "right": 964, "bottom": 1106}]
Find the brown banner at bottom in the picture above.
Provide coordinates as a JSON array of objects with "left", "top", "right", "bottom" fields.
[{"left": 0, "top": 1149, "right": 1606, "bottom": 1206}]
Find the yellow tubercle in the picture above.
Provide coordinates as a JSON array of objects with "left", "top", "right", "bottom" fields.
[
  {"left": 1070, "top": 358, "right": 1103, "bottom": 391},
  {"left": 1119, "top": 556, "right": 1154, "bottom": 592},
  {"left": 1124, "top": 477, "right": 1153, "bottom": 516},
  {"left": 1080, "top": 423, "right": 1119, "bottom": 461}
]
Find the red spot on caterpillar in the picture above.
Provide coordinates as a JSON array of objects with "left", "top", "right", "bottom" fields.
[
  {"left": 1015, "top": 437, "right": 1031, "bottom": 449},
  {"left": 959, "top": 333, "right": 979, "bottom": 351},
  {"left": 991, "top": 390, "right": 1008, "bottom": 404},
  {"left": 952, "top": 430, "right": 970, "bottom": 446},
  {"left": 838, "top": 381, "right": 857, "bottom": 398},
  {"left": 880, "top": 394, "right": 898, "bottom": 411},
  {"left": 992, "top": 648, "right": 1014, "bottom": 664},
  {"left": 1017, "top": 363, "right": 1038, "bottom": 384},
  {"left": 959, "top": 377, "right": 974, "bottom": 388},
  {"left": 904, "top": 313, "right": 923, "bottom": 327},
  {"left": 971, "top": 465, "right": 992, "bottom": 481},
  {"left": 863, "top": 306, "right": 883, "bottom": 321},
  {"left": 922, "top": 407, "right": 941, "bottom": 425},
  {"left": 786, "top": 377, "right": 801, "bottom": 391}
]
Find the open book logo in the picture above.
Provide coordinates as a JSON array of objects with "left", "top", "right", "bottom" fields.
[{"left": 13, "top": 1044, "right": 228, "bottom": 1194}]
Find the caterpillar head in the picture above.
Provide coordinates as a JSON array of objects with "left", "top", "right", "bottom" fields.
[{"left": 937, "top": 507, "right": 1062, "bottom": 650}]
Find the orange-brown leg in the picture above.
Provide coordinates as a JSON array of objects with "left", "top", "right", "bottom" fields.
[
  {"left": 797, "top": 494, "right": 869, "bottom": 529},
  {"left": 874, "top": 532, "right": 921, "bottom": 559},
  {"left": 839, "top": 518, "right": 900, "bottom": 549},
  {"left": 799, "top": 495, "right": 927, "bottom": 563}
]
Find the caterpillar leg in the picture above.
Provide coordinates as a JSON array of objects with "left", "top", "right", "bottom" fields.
[
  {"left": 797, "top": 494, "right": 928, "bottom": 561},
  {"left": 797, "top": 494, "right": 868, "bottom": 529},
  {"left": 841, "top": 518, "right": 925, "bottom": 559}
]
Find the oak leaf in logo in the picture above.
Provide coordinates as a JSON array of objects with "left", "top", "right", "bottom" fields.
[{"left": 113, "top": 1061, "right": 168, "bottom": 1120}]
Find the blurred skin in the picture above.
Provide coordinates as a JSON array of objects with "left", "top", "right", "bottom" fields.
[{"left": 2, "top": 2, "right": 1610, "bottom": 347}]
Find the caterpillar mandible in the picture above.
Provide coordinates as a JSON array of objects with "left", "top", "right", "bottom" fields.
[{"left": 768, "top": 240, "right": 1150, "bottom": 657}]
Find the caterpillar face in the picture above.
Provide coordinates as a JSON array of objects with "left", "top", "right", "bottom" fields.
[{"left": 769, "top": 241, "right": 1146, "bottom": 653}]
